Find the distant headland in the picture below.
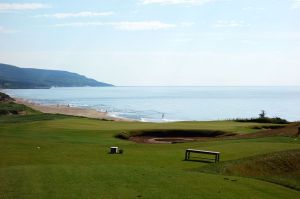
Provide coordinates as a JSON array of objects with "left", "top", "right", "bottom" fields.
[{"left": 0, "top": 63, "right": 113, "bottom": 89}]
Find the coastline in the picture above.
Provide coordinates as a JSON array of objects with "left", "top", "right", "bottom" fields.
[
  {"left": 3, "top": 86, "right": 299, "bottom": 122},
  {"left": 15, "top": 98, "right": 132, "bottom": 122}
]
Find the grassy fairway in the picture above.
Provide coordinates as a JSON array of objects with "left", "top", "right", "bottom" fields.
[{"left": 0, "top": 115, "right": 299, "bottom": 198}]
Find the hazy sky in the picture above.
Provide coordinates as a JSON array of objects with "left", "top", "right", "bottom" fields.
[{"left": 0, "top": 0, "right": 299, "bottom": 86}]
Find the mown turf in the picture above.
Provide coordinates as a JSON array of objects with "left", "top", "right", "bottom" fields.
[{"left": 0, "top": 114, "right": 299, "bottom": 199}]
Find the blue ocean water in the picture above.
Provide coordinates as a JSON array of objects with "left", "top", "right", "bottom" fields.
[{"left": 3, "top": 87, "right": 300, "bottom": 122}]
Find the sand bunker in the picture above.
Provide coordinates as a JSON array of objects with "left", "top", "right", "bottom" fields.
[
  {"left": 118, "top": 129, "right": 234, "bottom": 144},
  {"left": 122, "top": 123, "right": 299, "bottom": 144}
]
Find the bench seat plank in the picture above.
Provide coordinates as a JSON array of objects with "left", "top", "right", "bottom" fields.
[
  {"left": 186, "top": 149, "right": 220, "bottom": 154},
  {"left": 185, "top": 149, "right": 220, "bottom": 162}
]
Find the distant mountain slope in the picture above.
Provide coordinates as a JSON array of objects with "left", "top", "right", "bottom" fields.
[{"left": 0, "top": 63, "right": 113, "bottom": 89}]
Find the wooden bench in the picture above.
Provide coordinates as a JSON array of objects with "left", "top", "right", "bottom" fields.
[{"left": 185, "top": 149, "right": 220, "bottom": 163}]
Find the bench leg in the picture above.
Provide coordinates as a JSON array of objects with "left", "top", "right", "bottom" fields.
[
  {"left": 216, "top": 154, "right": 220, "bottom": 162},
  {"left": 185, "top": 151, "right": 190, "bottom": 160}
]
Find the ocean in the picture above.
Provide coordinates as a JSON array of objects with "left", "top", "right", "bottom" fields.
[{"left": 3, "top": 86, "right": 300, "bottom": 122}]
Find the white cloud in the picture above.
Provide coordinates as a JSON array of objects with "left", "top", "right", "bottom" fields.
[
  {"left": 240, "top": 40, "right": 258, "bottom": 46},
  {"left": 214, "top": 20, "right": 248, "bottom": 28},
  {"left": 0, "top": 26, "right": 17, "bottom": 33},
  {"left": 242, "top": 6, "right": 265, "bottom": 11},
  {"left": 170, "top": 37, "right": 193, "bottom": 43},
  {"left": 51, "top": 22, "right": 105, "bottom": 27},
  {"left": 52, "top": 21, "right": 177, "bottom": 31},
  {"left": 179, "top": 22, "right": 194, "bottom": 27},
  {"left": 0, "top": 3, "right": 48, "bottom": 11},
  {"left": 291, "top": 0, "right": 300, "bottom": 9},
  {"left": 140, "top": 0, "right": 215, "bottom": 6},
  {"left": 113, "top": 21, "right": 176, "bottom": 30},
  {"left": 37, "top": 11, "right": 115, "bottom": 19}
]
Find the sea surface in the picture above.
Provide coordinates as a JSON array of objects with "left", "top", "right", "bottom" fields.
[{"left": 3, "top": 87, "right": 300, "bottom": 122}]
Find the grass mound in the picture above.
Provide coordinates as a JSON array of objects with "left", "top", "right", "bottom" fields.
[
  {"left": 0, "top": 92, "right": 39, "bottom": 116},
  {"left": 0, "top": 102, "right": 39, "bottom": 115},
  {"left": 0, "top": 92, "right": 14, "bottom": 102},
  {"left": 116, "top": 129, "right": 234, "bottom": 140},
  {"left": 199, "top": 149, "right": 300, "bottom": 190}
]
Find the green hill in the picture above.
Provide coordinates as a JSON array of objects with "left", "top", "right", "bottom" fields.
[{"left": 0, "top": 63, "right": 113, "bottom": 89}]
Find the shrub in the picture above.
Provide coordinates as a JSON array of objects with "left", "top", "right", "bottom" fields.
[{"left": 234, "top": 117, "right": 289, "bottom": 124}]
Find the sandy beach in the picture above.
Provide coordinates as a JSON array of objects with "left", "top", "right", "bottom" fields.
[{"left": 15, "top": 98, "right": 130, "bottom": 122}]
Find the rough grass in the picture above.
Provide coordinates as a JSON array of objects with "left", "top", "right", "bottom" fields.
[
  {"left": 0, "top": 92, "right": 40, "bottom": 115},
  {"left": 0, "top": 102, "right": 39, "bottom": 115},
  {"left": 199, "top": 149, "right": 300, "bottom": 191},
  {"left": 0, "top": 92, "right": 39, "bottom": 115},
  {"left": 0, "top": 92, "right": 14, "bottom": 102}
]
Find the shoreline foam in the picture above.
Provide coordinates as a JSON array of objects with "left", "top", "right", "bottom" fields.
[{"left": 15, "top": 98, "right": 132, "bottom": 122}]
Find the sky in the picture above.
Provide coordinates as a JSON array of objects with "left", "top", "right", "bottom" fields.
[{"left": 0, "top": 0, "right": 300, "bottom": 86}]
